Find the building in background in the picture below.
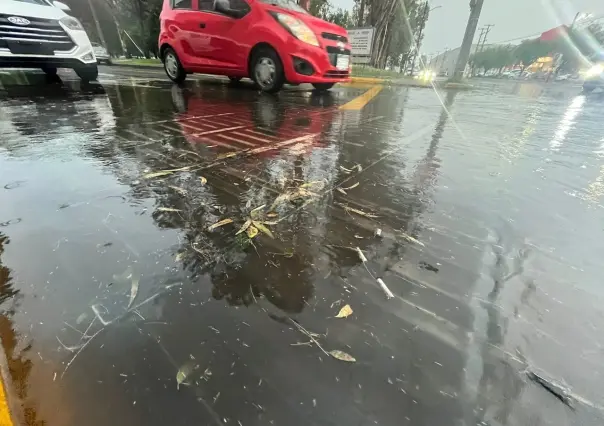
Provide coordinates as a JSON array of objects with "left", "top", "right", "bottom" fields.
[{"left": 428, "top": 44, "right": 486, "bottom": 76}]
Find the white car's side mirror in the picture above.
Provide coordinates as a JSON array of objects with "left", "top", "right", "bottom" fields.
[{"left": 53, "top": 1, "right": 71, "bottom": 11}]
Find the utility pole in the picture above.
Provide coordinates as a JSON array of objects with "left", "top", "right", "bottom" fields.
[
  {"left": 87, "top": 0, "right": 107, "bottom": 48},
  {"left": 451, "top": 0, "right": 484, "bottom": 81},
  {"left": 480, "top": 24, "right": 494, "bottom": 52}
]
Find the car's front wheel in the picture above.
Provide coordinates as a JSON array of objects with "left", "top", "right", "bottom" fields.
[
  {"left": 251, "top": 47, "right": 284, "bottom": 93},
  {"left": 163, "top": 47, "right": 186, "bottom": 83},
  {"left": 75, "top": 65, "right": 98, "bottom": 82},
  {"left": 312, "top": 83, "right": 335, "bottom": 91}
]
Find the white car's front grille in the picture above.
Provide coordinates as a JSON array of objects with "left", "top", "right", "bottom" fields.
[{"left": 0, "top": 14, "right": 75, "bottom": 52}]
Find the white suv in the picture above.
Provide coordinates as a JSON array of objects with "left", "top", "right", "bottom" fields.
[{"left": 0, "top": 0, "right": 98, "bottom": 82}]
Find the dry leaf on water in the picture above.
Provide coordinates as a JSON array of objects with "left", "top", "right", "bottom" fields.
[
  {"left": 200, "top": 176, "right": 207, "bottom": 185},
  {"left": 127, "top": 274, "right": 139, "bottom": 309},
  {"left": 176, "top": 362, "right": 197, "bottom": 390},
  {"left": 250, "top": 204, "right": 266, "bottom": 219},
  {"left": 343, "top": 205, "right": 378, "bottom": 219},
  {"left": 266, "top": 212, "right": 278, "bottom": 218},
  {"left": 335, "top": 304, "right": 353, "bottom": 318},
  {"left": 342, "top": 182, "right": 360, "bottom": 190},
  {"left": 329, "top": 350, "right": 356, "bottom": 362},
  {"left": 246, "top": 225, "right": 259, "bottom": 238},
  {"left": 400, "top": 232, "right": 425, "bottom": 247},
  {"left": 158, "top": 207, "right": 182, "bottom": 212},
  {"left": 336, "top": 188, "right": 347, "bottom": 195},
  {"left": 236, "top": 219, "right": 252, "bottom": 235},
  {"left": 252, "top": 221, "right": 274, "bottom": 238},
  {"left": 207, "top": 218, "right": 233, "bottom": 231}
]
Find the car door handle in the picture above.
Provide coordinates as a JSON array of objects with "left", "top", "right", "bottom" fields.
[{"left": 199, "top": 23, "right": 206, "bottom": 28}]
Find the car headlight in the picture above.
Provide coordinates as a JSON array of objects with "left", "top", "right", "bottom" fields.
[
  {"left": 60, "top": 16, "right": 84, "bottom": 31},
  {"left": 585, "top": 64, "right": 604, "bottom": 77},
  {"left": 272, "top": 13, "right": 319, "bottom": 47}
]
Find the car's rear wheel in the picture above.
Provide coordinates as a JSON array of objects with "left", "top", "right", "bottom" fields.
[
  {"left": 163, "top": 48, "right": 186, "bottom": 83},
  {"left": 251, "top": 47, "right": 284, "bottom": 93},
  {"left": 312, "top": 83, "right": 335, "bottom": 91},
  {"left": 75, "top": 65, "right": 98, "bottom": 82},
  {"left": 41, "top": 66, "right": 57, "bottom": 76}
]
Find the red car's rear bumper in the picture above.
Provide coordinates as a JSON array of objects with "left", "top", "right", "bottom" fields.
[{"left": 281, "top": 38, "right": 351, "bottom": 84}]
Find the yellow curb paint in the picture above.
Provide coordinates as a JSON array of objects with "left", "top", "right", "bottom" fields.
[
  {"left": 339, "top": 85, "right": 383, "bottom": 111},
  {"left": 349, "top": 76, "right": 386, "bottom": 84},
  {"left": 0, "top": 375, "right": 14, "bottom": 426}
]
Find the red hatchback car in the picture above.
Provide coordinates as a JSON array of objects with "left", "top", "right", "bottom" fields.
[{"left": 158, "top": 0, "right": 351, "bottom": 92}]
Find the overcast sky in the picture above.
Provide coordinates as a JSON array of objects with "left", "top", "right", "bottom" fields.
[{"left": 332, "top": 0, "right": 604, "bottom": 54}]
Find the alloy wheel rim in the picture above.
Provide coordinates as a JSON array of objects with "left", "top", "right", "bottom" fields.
[
  {"left": 165, "top": 53, "right": 178, "bottom": 79},
  {"left": 255, "top": 57, "right": 276, "bottom": 89}
]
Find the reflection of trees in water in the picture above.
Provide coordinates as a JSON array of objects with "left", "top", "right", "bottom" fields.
[{"left": 0, "top": 233, "right": 44, "bottom": 425}]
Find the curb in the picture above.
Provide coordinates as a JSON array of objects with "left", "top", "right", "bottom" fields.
[{"left": 0, "top": 335, "right": 23, "bottom": 426}]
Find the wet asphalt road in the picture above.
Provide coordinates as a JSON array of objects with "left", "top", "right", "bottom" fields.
[{"left": 1, "top": 66, "right": 604, "bottom": 426}]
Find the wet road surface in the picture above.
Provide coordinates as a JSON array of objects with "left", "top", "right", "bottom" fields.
[{"left": 1, "top": 67, "right": 604, "bottom": 425}]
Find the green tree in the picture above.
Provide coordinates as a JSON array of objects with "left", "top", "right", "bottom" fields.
[{"left": 471, "top": 45, "right": 515, "bottom": 74}]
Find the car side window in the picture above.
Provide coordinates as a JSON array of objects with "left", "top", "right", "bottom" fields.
[
  {"left": 229, "top": 0, "right": 250, "bottom": 12},
  {"left": 172, "top": 0, "right": 192, "bottom": 9},
  {"left": 198, "top": 0, "right": 250, "bottom": 15},
  {"left": 198, "top": 0, "right": 214, "bottom": 11}
]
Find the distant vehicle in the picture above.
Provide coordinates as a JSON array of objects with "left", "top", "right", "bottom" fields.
[
  {"left": 92, "top": 42, "right": 111, "bottom": 65},
  {"left": 555, "top": 73, "right": 571, "bottom": 81},
  {"left": 158, "top": 0, "right": 351, "bottom": 92},
  {"left": 501, "top": 69, "right": 522, "bottom": 79},
  {"left": 0, "top": 0, "right": 98, "bottom": 81}
]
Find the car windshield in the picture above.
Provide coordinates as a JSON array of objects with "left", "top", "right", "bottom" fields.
[
  {"left": 258, "top": 0, "right": 308, "bottom": 14},
  {"left": 13, "top": 0, "right": 50, "bottom": 5}
]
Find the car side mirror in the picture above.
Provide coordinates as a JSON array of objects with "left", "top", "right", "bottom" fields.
[{"left": 53, "top": 1, "right": 71, "bottom": 11}]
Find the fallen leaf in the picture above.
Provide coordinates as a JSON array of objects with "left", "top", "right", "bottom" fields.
[
  {"left": 246, "top": 225, "right": 259, "bottom": 238},
  {"left": 200, "top": 176, "right": 207, "bottom": 185},
  {"left": 250, "top": 204, "right": 266, "bottom": 219},
  {"left": 143, "top": 171, "right": 173, "bottom": 179},
  {"left": 217, "top": 151, "right": 238, "bottom": 160},
  {"left": 157, "top": 207, "right": 182, "bottom": 212},
  {"left": 175, "top": 252, "right": 185, "bottom": 262},
  {"left": 342, "top": 205, "right": 378, "bottom": 218},
  {"left": 258, "top": 220, "right": 278, "bottom": 225},
  {"left": 335, "top": 304, "right": 353, "bottom": 318},
  {"left": 127, "top": 274, "right": 139, "bottom": 309},
  {"left": 336, "top": 188, "right": 347, "bottom": 195},
  {"left": 266, "top": 212, "right": 278, "bottom": 218},
  {"left": 176, "top": 362, "right": 197, "bottom": 390},
  {"left": 208, "top": 218, "right": 233, "bottom": 231},
  {"left": 252, "top": 221, "right": 274, "bottom": 238},
  {"left": 168, "top": 186, "right": 187, "bottom": 195},
  {"left": 236, "top": 219, "right": 252, "bottom": 235},
  {"left": 329, "top": 350, "right": 356, "bottom": 362},
  {"left": 342, "top": 182, "right": 360, "bottom": 190}
]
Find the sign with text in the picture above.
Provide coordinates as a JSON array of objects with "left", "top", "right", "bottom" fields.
[{"left": 347, "top": 27, "right": 374, "bottom": 56}]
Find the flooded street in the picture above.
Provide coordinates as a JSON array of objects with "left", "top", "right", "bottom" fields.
[{"left": 1, "top": 69, "right": 604, "bottom": 425}]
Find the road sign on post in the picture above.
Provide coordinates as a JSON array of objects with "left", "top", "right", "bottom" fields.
[{"left": 347, "top": 27, "right": 374, "bottom": 65}]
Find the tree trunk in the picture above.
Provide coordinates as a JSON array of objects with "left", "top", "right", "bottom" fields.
[{"left": 358, "top": 0, "right": 365, "bottom": 26}]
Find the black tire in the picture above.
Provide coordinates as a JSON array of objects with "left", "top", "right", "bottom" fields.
[
  {"left": 41, "top": 66, "right": 57, "bottom": 76},
  {"left": 312, "top": 83, "right": 335, "bottom": 91},
  {"left": 75, "top": 65, "right": 98, "bottom": 82},
  {"left": 163, "top": 47, "right": 186, "bottom": 83},
  {"left": 250, "top": 47, "right": 284, "bottom": 93},
  {"left": 105, "top": 59, "right": 113, "bottom": 65}
]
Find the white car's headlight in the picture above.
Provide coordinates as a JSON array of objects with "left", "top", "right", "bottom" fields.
[
  {"left": 272, "top": 13, "right": 319, "bottom": 47},
  {"left": 60, "top": 16, "right": 84, "bottom": 31},
  {"left": 585, "top": 64, "right": 604, "bottom": 77}
]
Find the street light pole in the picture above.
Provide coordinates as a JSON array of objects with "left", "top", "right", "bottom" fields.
[
  {"left": 408, "top": 3, "right": 442, "bottom": 75},
  {"left": 451, "top": 0, "right": 484, "bottom": 82}
]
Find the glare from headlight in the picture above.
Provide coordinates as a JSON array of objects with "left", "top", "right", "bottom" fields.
[
  {"left": 274, "top": 13, "right": 319, "bottom": 47},
  {"left": 585, "top": 64, "right": 604, "bottom": 77},
  {"left": 60, "top": 16, "right": 84, "bottom": 31}
]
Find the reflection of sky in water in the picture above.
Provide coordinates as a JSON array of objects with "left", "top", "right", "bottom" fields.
[{"left": 549, "top": 95, "right": 585, "bottom": 151}]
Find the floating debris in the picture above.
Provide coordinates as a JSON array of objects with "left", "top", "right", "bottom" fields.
[
  {"left": 266, "top": 212, "right": 278, "bottom": 218},
  {"left": 335, "top": 304, "right": 353, "bottom": 318},
  {"left": 112, "top": 266, "right": 133, "bottom": 285},
  {"left": 75, "top": 313, "right": 88, "bottom": 325},
  {"left": 252, "top": 221, "right": 274, "bottom": 239},
  {"left": 342, "top": 182, "right": 360, "bottom": 190},
  {"left": 377, "top": 278, "right": 394, "bottom": 299},
  {"left": 336, "top": 188, "right": 347, "bottom": 195},
  {"left": 400, "top": 232, "right": 424, "bottom": 246},
  {"left": 356, "top": 164, "right": 363, "bottom": 172},
  {"left": 168, "top": 186, "right": 187, "bottom": 196},
  {"left": 329, "top": 350, "right": 356, "bottom": 362},
  {"left": 157, "top": 207, "right": 182, "bottom": 212},
  {"left": 127, "top": 274, "right": 140, "bottom": 309},
  {"left": 339, "top": 166, "right": 352, "bottom": 173},
  {"left": 175, "top": 252, "right": 185, "bottom": 262},
  {"left": 199, "top": 176, "right": 207, "bottom": 185},
  {"left": 176, "top": 362, "right": 197, "bottom": 390},
  {"left": 355, "top": 247, "right": 368, "bottom": 263},
  {"left": 143, "top": 171, "right": 173, "bottom": 179},
  {"left": 526, "top": 370, "right": 574, "bottom": 408},
  {"left": 250, "top": 205, "right": 266, "bottom": 219},
  {"left": 208, "top": 218, "right": 234, "bottom": 231},
  {"left": 236, "top": 219, "right": 252, "bottom": 235},
  {"left": 246, "top": 225, "right": 259, "bottom": 239},
  {"left": 375, "top": 228, "right": 382, "bottom": 238},
  {"left": 337, "top": 203, "right": 378, "bottom": 218}
]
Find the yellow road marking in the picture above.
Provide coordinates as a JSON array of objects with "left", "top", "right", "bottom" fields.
[
  {"left": 0, "top": 374, "right": 14, "bottom": 426},
  {"left": 339, "top": 85, "right": 383, "bottom": 111}
]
